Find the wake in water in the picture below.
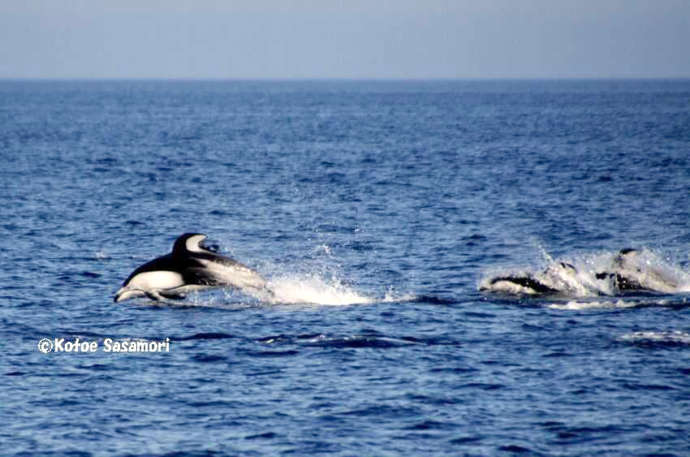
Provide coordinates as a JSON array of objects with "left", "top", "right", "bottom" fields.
[
  {"left": 479, "top": 248, "right": 690, "bottom": 300},
  {"left": 244, "top": 273, "right": 416, "bottom": 306}
]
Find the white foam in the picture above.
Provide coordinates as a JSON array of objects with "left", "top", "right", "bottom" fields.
[
  {"left": 383, "top": 288, "right": 417, "bottom": 303},
  {"left": 547, "top": 300, "right": 640, "bottom": 310},
  {"left": 255, "top": 275, "right": 416, "bottom": 306},
  {"left": 95, "top": 250, "right": 110, "bottom": 260},
  {"left": 263, "top": 274, "right": 375, "bottom": 306},
  {"left": 619, "top": 331, "right": 690, "bottom": 344}
]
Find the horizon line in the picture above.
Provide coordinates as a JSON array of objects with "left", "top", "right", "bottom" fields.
[{"left": 1, "top": 76, "right": 690, "bottom": 83}]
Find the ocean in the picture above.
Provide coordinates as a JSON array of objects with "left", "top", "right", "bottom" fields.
[{"left": 1, "top": 79, "right": 689, "bottom": 456}]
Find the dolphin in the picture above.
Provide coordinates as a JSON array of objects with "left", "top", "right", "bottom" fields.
[
  {"left": 480, "top": 262, "right": 579, "bottom": 296},
  {"left": 114, "top": 233, "right": 268, "bottom": 302},
  {"left": 596, "top": 248, "right": 679, "bottom": 294}
]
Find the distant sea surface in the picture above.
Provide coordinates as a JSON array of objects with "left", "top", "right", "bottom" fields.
[{"left": 1, "top": 80, "right": 689, "bottom": 456}]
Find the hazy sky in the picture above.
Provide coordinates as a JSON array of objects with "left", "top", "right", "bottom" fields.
[{"left": 1, "top": 0, "right": 689, "bottom": 79}]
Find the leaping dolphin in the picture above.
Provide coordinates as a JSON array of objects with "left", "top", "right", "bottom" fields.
[{"left": 114, "top": 233, "right": 268, "bottom": 302}]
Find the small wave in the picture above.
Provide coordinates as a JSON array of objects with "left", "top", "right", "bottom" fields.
[
  {"left": 547, "top": 300, "right": 642, "bottom": 310},
  {"left": 257, "top": 332, "right": 460, "bottom": 349},
  {"left": 256, "top": 333, "right": 322, "bottom": 345},
  {"left": 240, "top": 349, "right": 300, "bottom": 358},
  {"left": 402, "top": 294, "right": 454, "bottom": 305},
  {"left": 302, "top": 335, "right": 423, "bottom": 349},
  {"left": 190, "top": 354, "right": 228, "bottom": 363},
  {"left": 175, "top": 332, "right": 235, "bottom": 341},
  {"left": 547, "top": 297, "right": 687, "bottom": 310},
  {"left": 618, "top": 331, "right": 690, "bottom": 345},
  {"left": 94, "top": 250, "right": 110, "bottom": 260}
]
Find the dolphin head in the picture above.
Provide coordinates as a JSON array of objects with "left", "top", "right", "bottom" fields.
[{"left": 114, "top": 286, "right": 146, "bottom": 303}]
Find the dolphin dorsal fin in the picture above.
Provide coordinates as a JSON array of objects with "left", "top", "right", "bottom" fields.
[{"left": 172, "top": 233, "right": 208, "bottom": 255}]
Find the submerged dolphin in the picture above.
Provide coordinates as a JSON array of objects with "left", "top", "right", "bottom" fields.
[
  {"left": 481, "top": 248, "right": 684, "bottom": 298},
  {"left": 480, "top": 262, "right": 576, "bottom": 296},
  {"left": 114, "top": 233, "right": 268, "bottom": 302},
  {"left": 481, "top": 275, "right": 559, "bottom": 295}
]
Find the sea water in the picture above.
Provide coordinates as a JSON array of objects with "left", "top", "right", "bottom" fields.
[{"left": 1, "top": 80, "right": 689, "bottom": 456}]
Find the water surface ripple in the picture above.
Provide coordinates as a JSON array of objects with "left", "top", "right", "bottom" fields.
[{"left": 1, "top": 80, "right": 689, "bottom": 456}]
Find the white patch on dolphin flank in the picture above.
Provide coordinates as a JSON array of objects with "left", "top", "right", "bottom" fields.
[
  {"left": 126, "top": 271, "right": 185, "bottom": 290},
  {"left": 479, "top": 278, "right": 541, "bottom": 295}
]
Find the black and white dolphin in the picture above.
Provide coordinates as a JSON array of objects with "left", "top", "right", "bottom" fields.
[
  {"left": 480, "top": 262, "right": 577, "bottom": 296},
  {"left": 114, "top": 233, "right": 268, "bottom": 302},
  {"left": 595, "top": 248, "right": 679, "bottom": 294},
  {"left": 480, "top": 248, "right": 683, "bottom": 298}
]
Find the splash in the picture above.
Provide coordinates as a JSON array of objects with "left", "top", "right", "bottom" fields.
[
  {"left": 236, "top": 242, "right": 414, "bottom": 306},
  {"left": 259, "top": 274, "right": 375, "bottom": 306},
  {"left": 246, "top": 274, "right": 416, "bottom": 306},
  {"left": 480, "top": 247, "right": 690, "bottom": 299}
]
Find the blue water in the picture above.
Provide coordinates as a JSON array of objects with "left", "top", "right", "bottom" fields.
[{"left": 2, "top": 80, "right": 689, "bottom": 456}]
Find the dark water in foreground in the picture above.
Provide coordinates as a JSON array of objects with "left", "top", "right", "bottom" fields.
[{"left": 1, "top": 80, "right": 689, "bottom": 456}]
